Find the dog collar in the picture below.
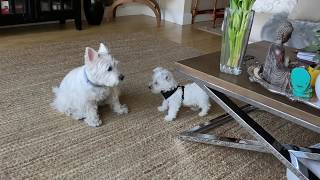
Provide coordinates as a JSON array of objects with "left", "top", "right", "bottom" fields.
[
  {"left": 161, "top": 86, "right": 184, "bottom": 100},
  {"left": 83, "top": 69, "right": 107, "bottom": 88}
]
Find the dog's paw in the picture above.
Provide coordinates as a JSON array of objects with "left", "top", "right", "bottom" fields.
[
  {"left": 158, "top": 106, "right": 167, "bottom": 112},
  {"left": 115, "top": 104, "right": 128, "bottom": 115},
  {"left": 198, "top": 111, "right": 208, "bottom": 117},
  {"left": 71, "top": 112, "right": 85, "bottom": 120},
  {"left": 85, "top": 118, "right": 102, "bottom": 127},
  {"left": 190, "top": 107, "right": 200, "bottom": 111},
  {"left": 71, "top": 114, "right": 85, "bottom": 120},
  {"left": 164, "top": 115, "right": 175, "bottom": 122}
]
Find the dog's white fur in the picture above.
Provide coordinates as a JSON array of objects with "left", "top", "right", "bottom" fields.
[
  {"left": 149, "top": 67, "right": 211, "bottom": 121},
  {"left": 51, "top": 43, "right": 128, "bottom": 127}
]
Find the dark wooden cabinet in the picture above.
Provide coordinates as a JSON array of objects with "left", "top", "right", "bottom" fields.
[{"left": 0, "top": 0, "right": 82, "bottom": 30}]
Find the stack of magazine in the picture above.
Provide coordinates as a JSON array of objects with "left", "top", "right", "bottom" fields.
[
  {"left": 297, "top": 51, "right": 320, "bottom": 63},
  {"left": 297, "top": 30, "right": 320, "bottom": 64}
]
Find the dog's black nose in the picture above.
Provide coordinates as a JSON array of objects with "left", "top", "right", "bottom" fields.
[
  {"left": 148, "top": 85, "right": 152, "bottom": 89},
  {"left": 119, "top": 74, "right": 125, "bottom": 81}
]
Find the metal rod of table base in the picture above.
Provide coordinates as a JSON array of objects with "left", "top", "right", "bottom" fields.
[
  {"left": 187, "top": 104, "right": 256, "bottom": 133},
  {"left": 181, "top": 80, "right": 320, "bottom": 180},
  {"left": 179, "top": 104, "right": 270, "bottom": 153}
]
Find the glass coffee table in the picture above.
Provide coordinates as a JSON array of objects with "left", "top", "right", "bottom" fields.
[{"left": 175, "top": 41, "right": 320, "bottom": 180}]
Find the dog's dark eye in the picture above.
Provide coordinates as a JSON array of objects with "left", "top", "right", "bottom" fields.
[
  {"left": 107, "top": 66, "right": 112, "bottom": 71},
  {"left": 154, "top": 82, "right": 158, "bottom": 85}
]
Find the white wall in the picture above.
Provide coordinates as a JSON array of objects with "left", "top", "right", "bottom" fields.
[
  {"left": 110, "top": 3, "right": 147, "bottom": 16},
  {"left": 106, "top": 0, "right": 192, "bottom": 25},
  {"left": 144, "top": 0, "right": 193, "bottom": 25},
  {"left": 106, "top": 0, "right": 226, "bottom": 25}
]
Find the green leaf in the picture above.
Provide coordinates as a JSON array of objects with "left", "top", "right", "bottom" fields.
[
  {"left": 230, "top": 0, "right": 256, "bottom": 11},
  {"left": 242, "top": 0, "right": 249, "bottom": 10},
  {"left": 230, "top": 0, "right": 238, "bottom": 9},
  {"left": 233, "top": 11, "right": 241, "bottom": 30},
  {"left": 226, "top": 0, "right": 256, "bottom": 67}
]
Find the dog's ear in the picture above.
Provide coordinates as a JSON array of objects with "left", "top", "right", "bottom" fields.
[
  {"left": 85, "top": 47, "right": 98, "bottom": 64},
  {"left": 153, "top": 67, "right": 163, "bottom": 72},
  {"left": 98, "top": 43, "right": 109, "bottom": 55}
]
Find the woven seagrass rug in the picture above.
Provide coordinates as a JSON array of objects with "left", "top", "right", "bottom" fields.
[{"left": 0, "top": 32, "right": 319, "bottom": 179}]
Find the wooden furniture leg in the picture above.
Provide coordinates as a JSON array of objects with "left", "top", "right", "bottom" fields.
[
  {"left": 212, "top": 0, "right": 226, "bottom": 27},
  {"left": 191, "top": 0, "right": 199, "bottom": 24},
  {"left": 107, "top": 0, "right": 161, "bottom": 27},
  {"left": 73, "top": 0, "right": 82, "bottom": 30},
  {"left": 191, "top": 0, "right": 227, "bottom": 27},
  {"left": 213, "top": 0, "right": 217, "bottom": 27},
  {"left": 191, "top": 0, "right": 214, "bottom": 24}
]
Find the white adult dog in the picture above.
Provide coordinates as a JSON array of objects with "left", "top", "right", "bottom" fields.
[
  {"left": 52, "top": 43, "right": 128, "bottom": 127},
  {"left": 149, "top": 67, "right": 211, "bottom": 121}
]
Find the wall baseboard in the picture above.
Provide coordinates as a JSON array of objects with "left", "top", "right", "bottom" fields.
[{"left": 194, "top": 14, "right": 213, "bottom": 23}]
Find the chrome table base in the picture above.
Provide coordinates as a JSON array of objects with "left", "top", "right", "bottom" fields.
[
  {"left": 179, "top": 81, "right": 320, "bottom": 180},
  {"left": 179, "top": 104, "right": 271, "bottom": 153}
]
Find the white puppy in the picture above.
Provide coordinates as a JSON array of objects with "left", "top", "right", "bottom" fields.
[
  {"left": 52, "top": 43, "right": 128, "bottom": 127},
  {"left": 149, "top": 67, "right": 211, "bottom": 121}
]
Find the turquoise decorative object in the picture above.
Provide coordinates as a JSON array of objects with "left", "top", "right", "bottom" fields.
[{"left": 290, "top": 68, "right": 313, "bottom": 99}]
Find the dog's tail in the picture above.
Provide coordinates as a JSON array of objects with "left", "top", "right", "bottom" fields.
[{"left": 51, "top": 86, "right": 59, "bottom": 110}]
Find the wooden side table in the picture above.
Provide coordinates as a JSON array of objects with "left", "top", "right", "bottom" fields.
[
  {"left": 191, "top": 0, "right": 228, "bottom": 27},
  {"left": 106, "top": 0, "right": 161, "bottom": 27}
]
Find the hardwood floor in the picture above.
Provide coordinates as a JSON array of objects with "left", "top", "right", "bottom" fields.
[{"left": 0, "top": 15, "right": 221, "bottom": 54}]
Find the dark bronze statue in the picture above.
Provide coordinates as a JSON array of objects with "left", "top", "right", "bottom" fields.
[{"left": 262, "top": 21, "right": 294, "bottom": 92}]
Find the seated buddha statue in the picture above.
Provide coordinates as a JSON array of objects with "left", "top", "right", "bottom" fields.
[{"left": 262, "top": 21, "right": 294, "bottom": 92}]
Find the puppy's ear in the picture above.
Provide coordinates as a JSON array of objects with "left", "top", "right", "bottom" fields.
[
  {"left": 85, "top": 47, "right": 98, "bottom": 64},
  {"left": 153, "top": 67, "right": 163, "bottom": 72},
  {"left": 98, "top": 43, "right": 109, "bottom": 54}
]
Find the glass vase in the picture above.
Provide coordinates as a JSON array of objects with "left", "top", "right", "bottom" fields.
[{"left": 220, "top": 8, "right": 255, "bottom": 75}]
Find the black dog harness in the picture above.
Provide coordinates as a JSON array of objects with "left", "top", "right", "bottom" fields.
[{"left": 161, "top": 86, "right": 185, "bottom": 100}]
